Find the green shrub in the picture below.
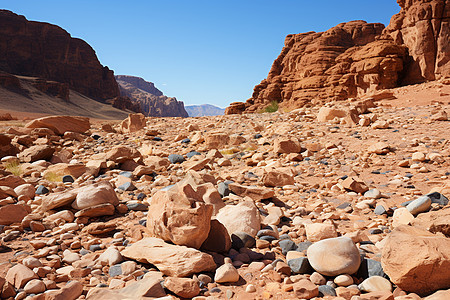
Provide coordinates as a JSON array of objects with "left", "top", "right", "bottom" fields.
[{"left": 264, "top": 101, "right": 279, "bottom": 113}]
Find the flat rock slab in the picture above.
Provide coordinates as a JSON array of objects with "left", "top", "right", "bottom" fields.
[{"left": 121, "top": 237, "right": 216, "bottom": 277}]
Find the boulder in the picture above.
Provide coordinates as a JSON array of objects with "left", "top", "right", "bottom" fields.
[
  {"left": 200, "top": 219, "right": 232, "bottom": 253},
  {"left": 262, "top": 168, "right": 295, "bottom": 187},
  {"left": 381, "top": 225, "right": 450, "bottom": 295},
  {"left": 274, "top": 138, "right": 302, "bottom": 154},
  {"left": 164, "top": 277, "right": 200, "bottom": 298},
  {"left": 216, "top": 200, "right": 261, "bottom": 238},
  {"left": 305, "top": 223, "right": 338, "bottom": 242},
  {"left": 43, "top": 163, "right": 87, "bottom": 179},
  {"left": 25, "top": 116, "right": 90, "bottom": 135},
  {"left": 146, "top": 183, "right": 213, "bottom": 249},
  {"left": 5, "top": 264, "right": 38, "bottom": 288},
  {"left": 412, "top": 207, "right": 450, "bottom": 237},
  {"left": 105, "top": 146, "right": 142, "bottom": 163},
  {"left": 0, "top": 204, "right": 29, "bottom": 225},
  {"left": 121, "top": 237, "right": 216, "bottom": 277},
  {"left": 0, "top": 133, "right": 18, "bottom": 158},
  {"left": 72, "top": 181, "right": 119, "bottom": 210},
  {"left": 228, "top": 182, "right": 274, "bottom": 201},
  {"left": 307, "top": 237, "right": 361, "bottom": 276},
  {"left": 118, "top": 113, "right": 146, "bottom": 133},
  {"left": 19, "top": 145, "right": 55, "bottom": 162}
]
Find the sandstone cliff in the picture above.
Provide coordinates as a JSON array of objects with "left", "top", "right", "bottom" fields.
[
  {"left": 226, "top": 0, "right": 449, "bottom": 114},
  {"left": 116, "top": 75, "right": 188, "bottom": 118},
  {"left": 0, "top": 10, "right": 119, "bottom": 101},
  {"left": 383, "top": 0, "right": 450, "bottom": 83}
]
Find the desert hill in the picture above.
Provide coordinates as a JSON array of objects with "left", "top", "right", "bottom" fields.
[{"left": 185, "top": 104, "right": 225, "bottom": 117}]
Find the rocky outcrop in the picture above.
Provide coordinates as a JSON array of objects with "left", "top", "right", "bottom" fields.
[
  {"left": 0, "top": 10, "right": 119, "bottom": 101},
  {"left": 116, "top": 75, "right": 188, "bottom": 117},
  {"left": 227, "top": 0, "right": 450, "bottom": 114},
  {"left": 226, "top": 21, "right": 406, "bottom": 113},
  {"left": 383, "top": 0, "right": 450, "bottom": 83}
]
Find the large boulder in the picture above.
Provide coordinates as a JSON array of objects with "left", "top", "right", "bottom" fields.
[
  {"left": 0, "top": 204, "right": 29, "bottom": 225},
  {"left": 146, "top": 183, "right": 213, "bottom": 249},
  {"left": 381, "top": 225, "right": 450, "bottom": 295},
  {"left": 25, "top": 116, "right": 90, "bottom": 135},
  {"left": 121, "top": 237, "right": 216, "bottom": 277},
  {"left": 72, "top": 181, "right": 119, "bottom": 210},
  {"left": 412, "top": 207, "right": 450, "bottom": 237},
  {"left": 19, "top": 145, "right": 55, "bottom": 162},
  {"left": 307, "top": 237, "right": 361, "bottom": 276},
  {"left": 0, "top": 133, "right": 18, "bottom": 158},
  {"left": 216, "top": 200, "right": 261, "bottom": 238}
]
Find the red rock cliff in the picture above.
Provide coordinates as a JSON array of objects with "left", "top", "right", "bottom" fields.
[
  {"left": 226, "top": 0, "right": 449, "bottom": 114},
  {"left": 0, "top": 10, "right": 119, "bottom": 101}
]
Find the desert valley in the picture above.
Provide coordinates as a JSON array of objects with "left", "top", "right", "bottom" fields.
[{"left": 0, "top": 0, "right": 449, "bottom": 299}]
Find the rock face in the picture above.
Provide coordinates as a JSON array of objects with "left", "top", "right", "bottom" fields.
[
  {"left": 381, "top": 225, "right": 450, "bottom": 295},
  {"left": 116, "top": 75, "right": 188, "bottom": 117},
  {"left": 0, "top": 10, "right": 119, "bottom": 101},
  {"left": 226, "top": 21, "right": 405, "bottom": 113},
  {"left": 226, "top": 0, "right": 450, "bottom": 114},
  {"left": 25, "top": 116, "right": 90, "bottom": 135},
  {"left": 383, "top": 0, "right": 450, "bottom": 83}
]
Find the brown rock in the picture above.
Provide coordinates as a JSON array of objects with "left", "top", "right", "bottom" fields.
[
  {"left": 118, "top": 113, "right": 146, "bottom": 133},
  {"left": 0, "top": 204, "right": 29, "bottom": 225},
  {"left": 0, "top": 10, "right": 119, "bottom": 100},
  {"left": 381, "top": 225, "right": 450, "bottom": 295},
  {"left": 86, "top": 277, "right": 166, "bottom": 300},
  {"left": 205, "top": 132, "right": 230, "bottom": 150},
  {"left": 164, "top": 277, "right": 200, "bottom": 298},
  {"left": 5, "top": 264, "right": 38, "bottom": 289},
  {"left": 0, "top": 175, "right": 26, "bottom": 188},
  {"left": 216, "top": 200, "right": 261, "bottom": 238},
  {"left": 412, "top": 207, "right": 450, "bottom": 236},
  {"left": 274, "top": 138, "right": 302, "bottom": 154},
  {"left": 228, "top": 182, "right": 275, "bottom": 201},
  {"left": 341, "top": 176, "right": 369, "bottom": 194},
  {"left": 105, "top": 146, "right": 142, "bottom": 163},
  {"left": 200, "top": 219, "right": 232, "bottom": 253},
  {"left": 0, "top": 133, "right": 18, "bottom": 158},
  {"left": 39, "top": 280, "right": 83, "bottom": 300},
  {"left": 293, "top": 279, "right": 319, "bottom": 299},
  {"left": 19, "top": 145, "right": 55, "bottom": 162},
  {"left": 72, "top": 181, "right": 119, "bottom": 210},
  {"left": 43, "top": 163, "right": 87, "bottom": 179},
  {"left": 74, "top": 203, "right": 115, "bottom": 218},
  {"left": 305, "top": 223, "right": 338, "bottom": 242},
  {"left": 121, "top": 237, "right": 216, "bottom": 277},
  {"left": 25, "top": 116, "right": 90, "bottom": 135},
  {"left": 262, "top": 168, "right": 295, "bottom": 187},
  {"left": 146, "top": 183, "right": 213, "bottom": 249}
]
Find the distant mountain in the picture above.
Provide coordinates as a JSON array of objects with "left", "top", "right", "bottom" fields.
[
  {"left": 185, "top": 104, "right": 225, "bottom": 117},
  {"left": 116, "top": 75, "right": 188, "bottom": 118}
]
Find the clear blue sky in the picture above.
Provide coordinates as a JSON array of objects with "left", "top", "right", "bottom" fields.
[{"left": 2, "top": 0, "right": 400, "bottom": 108}]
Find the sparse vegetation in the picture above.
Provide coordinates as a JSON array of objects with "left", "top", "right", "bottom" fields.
[
  {"left": 4, "top": 160, "right": 22, "bottom": 176},
  {"left": 44, "top": 172, "right": 62, "bottom": 182},
  {"left": 264, "top": 101, "right": 279, "bottom": 113}
]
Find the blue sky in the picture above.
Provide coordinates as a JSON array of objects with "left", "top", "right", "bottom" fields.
[{"left": 2, "top": 1, "right": 400, "bottom": 108}]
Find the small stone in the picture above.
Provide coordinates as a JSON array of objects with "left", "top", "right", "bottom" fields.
[
  {"left": 392, "top": 207, "right": 415, "bottom": 227},
  {"left": 279, "top": 239, "right": 297, "bottom": 255},
  {"left": 168, "top": 154, "right": 185, "bottom": 164},
  {"left": 36, "top": 185, "right": 49, "bottom": 195},
  {"left": 318, "top": 285, "right": 337, "bottom": 296},
  {"left": 305, "top": 223, "right": 338, "bottom": 242},
  {"left": 231, "top": 232, "right": 256, "bottom": 249},
  {"left": 364, "top": 189, "right": 381, "bottom": 199},
  {"left": 334, "top": 274, "right": 354, "bottom": 287},
  {"left": 62, "top": 175, "right": 75, "bottom": 183},
  {"left": 23, "top": 279, "right": 46, "bottom": 294},
  {"left": 118, "top": 181, "right": 136, "bottom": 191},
  {"left": 288, "top": 257, "right": 313, "bottom": 274},
  {"left": 109, "top": 264, "right": 122, "bottom": 277},
  {"left": 293, "top": 279, "right": 319, "bottom": 299},
  {"left": 214, "top": 262, "right": 240, "bottom": 283},
  {"left": 246, "top": 284, "right": 256, "bottom": 293},
  {"left": 406, "top": 196, "right": 431, "bottom": 215},
  {"left": 164, "top": 277, "right": 200, "bottom": 298},
  {"left": 359, "top": 276, "right": 392, "bottom": 292},
  {"left": 310, "top": 272, "right": 326, "bottom": 285}
]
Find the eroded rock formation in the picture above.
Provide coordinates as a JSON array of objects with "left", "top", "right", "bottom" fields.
[
  {"left": 116, "top": 75, "right": 188, "bottom": 118},
  {"left": 226, "top": 0, "right": 449, "bottom": 114},
  {"left": 0, "top": 10, "right": 119, "bottom": 101}
]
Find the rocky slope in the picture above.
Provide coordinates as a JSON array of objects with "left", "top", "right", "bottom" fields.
[
  {"left": 226, "top": 0, "right": 449, "bottom": 114},
  {"left": 0, "top": 73, "right": 129, "bottom": 120},
  {"left": 116, "top": 75, "right": 188, "bottom": 118},
  {"left": 0, "top": 10, "right": 119, "bottom": 102},
  {"left": 0, "top": 81, "right": 448, "bottom": 299},
  {"left": 185, "top": 104, "right": 225, "bottom": 117}
]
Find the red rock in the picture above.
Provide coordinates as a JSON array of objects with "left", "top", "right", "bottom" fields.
[
  {"left": 5, "top": 264, "right": 38, "bottom": 289},
  {"left": 19, "top": 145, "right": 55, "bottom": 163},
  {"left": 0, "top": 133, "right": 18, "bottom": 158},
  {"left": 116, "top": 75, "right": 188, "bottom": 117},
  {"left": 293, "top": 279, "right": 319, "bottom": 299},
  {"left": 25, "top": 116, "right": 90, "bottom": 135},
  {"left": 0, "top": 10, "right": 119, "bottom": 100},
  {"left": 0, "top": 204, "right": 29, "bottom": 225},
  {"left": 146, "top": 183, "right": 213, "bottom": 249},
  {"left": 164, "top": 277, "right": 200, "bottom": 298},
  {"left": 381, "top": 225, "right": 450, "bottom": 295},
  {"left": 118, "top": 113, "right": 146, "bottom": 133}
]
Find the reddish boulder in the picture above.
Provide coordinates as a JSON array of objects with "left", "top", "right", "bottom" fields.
[
  {"left": 25, "top": 116, "right": 90, "bottom": 135},
  {"left": 381, "top": 225, "right": 450, "bottom": 295}
]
